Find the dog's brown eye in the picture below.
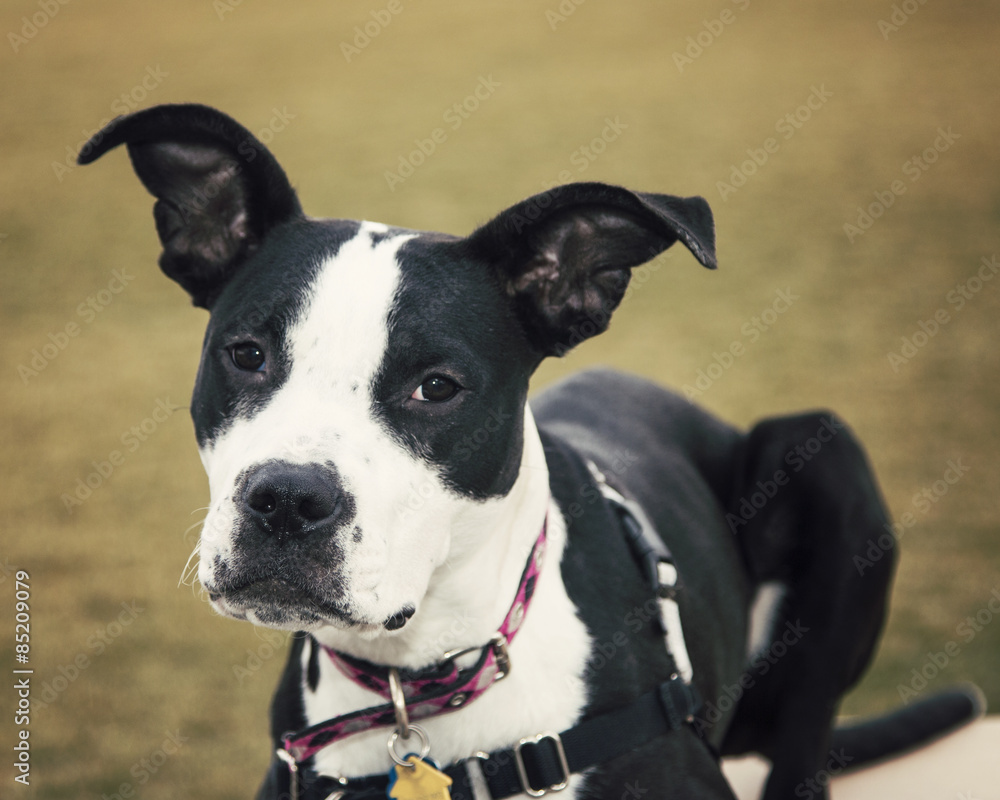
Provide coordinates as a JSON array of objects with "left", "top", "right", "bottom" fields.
[
  {"left": 231, "top": 343, "right": 266, "bottom": 372},
  {"left": 411, "top": 376, "right": 460, "bottom": 403}
]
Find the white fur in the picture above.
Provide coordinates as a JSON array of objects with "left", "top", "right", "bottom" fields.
[
  {"left": 199, "top": 224, "right": 461, "bottom": 629},
  {"left": 306, "top": 415, "right": 592, "bottom": 796}
]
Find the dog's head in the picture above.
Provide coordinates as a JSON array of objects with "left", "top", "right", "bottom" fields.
[{"left": 80, "top": 104, "right": 716, "bottom": 637}]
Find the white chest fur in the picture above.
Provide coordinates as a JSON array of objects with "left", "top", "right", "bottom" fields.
[{"left": 302, "top": 496, "right": 593, "bottom": 798}]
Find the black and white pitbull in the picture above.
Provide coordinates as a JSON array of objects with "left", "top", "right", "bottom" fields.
[{"left": 80, "top": 104, "right": 981, "bottom": 800}]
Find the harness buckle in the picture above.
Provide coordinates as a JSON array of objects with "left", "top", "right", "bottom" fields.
[
  {"left": 277, "top": 745, "right": 347, "bottom": 800},
  {"left": 514, "top": 731, "right": 570, "bottom": 796}
]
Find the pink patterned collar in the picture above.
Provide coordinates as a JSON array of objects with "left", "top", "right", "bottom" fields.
[{"left": 282, "top": 518, "right": 548, "bottom": 763}]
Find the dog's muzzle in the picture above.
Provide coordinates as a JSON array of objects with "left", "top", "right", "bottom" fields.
[{"left": 200, "top": 459, "right": 366, "bottom": 628}]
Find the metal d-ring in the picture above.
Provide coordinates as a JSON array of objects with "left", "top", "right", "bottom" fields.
[
  {"left": 387, "top": 724, "right": 430, "bottom": 767},
  {"left": 275, "top": 748, "right": 300, "bottom": 800},
  {"left": 388, "top": 667, "right": 410, "bottom": 739}
]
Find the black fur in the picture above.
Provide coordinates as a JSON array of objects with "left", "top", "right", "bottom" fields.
[
  {"left": 191, "top": 219, "right": 360, "bottom": 447},
  {"left": 79, "top": 104, "right": 983, "bottom": 800}
]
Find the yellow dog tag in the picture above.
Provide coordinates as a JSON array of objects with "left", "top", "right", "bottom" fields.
[{"left": 387, "top": 754, "right": 453, "bottom": 800}]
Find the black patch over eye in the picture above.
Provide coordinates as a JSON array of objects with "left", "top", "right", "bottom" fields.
[
  {"left": 230, "top": 343, "right": 266, "bottom": 372},
  {"left": 411, "top": 375, "right": 460, "bottom": 403}
]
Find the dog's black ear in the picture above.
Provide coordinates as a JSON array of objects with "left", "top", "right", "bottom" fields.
[
  {"left": 467, "top": 182, "right": 716, "bottom": 356},
  {"left": 77, "top": 103, "right": 303, "bottom": 309}
]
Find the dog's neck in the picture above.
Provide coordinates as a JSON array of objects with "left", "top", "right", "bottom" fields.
[{"left": 310, "top": 405, "right": 550, "bottom": 669}]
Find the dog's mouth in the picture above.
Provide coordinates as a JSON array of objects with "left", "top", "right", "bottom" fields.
[
  {"left": 205, "top": 576, "right": 416, "bottom": 633},
  {"left": 206, "top": 575, "right": 359, "bottom": 628}
]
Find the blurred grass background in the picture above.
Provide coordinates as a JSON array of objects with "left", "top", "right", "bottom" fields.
[{"left": 1, "top": 1, "right": 998, "bottom": 797}]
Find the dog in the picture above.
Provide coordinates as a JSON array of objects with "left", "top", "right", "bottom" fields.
[{"left": 79, "top": 104, "right": 982, "bottom": 800}]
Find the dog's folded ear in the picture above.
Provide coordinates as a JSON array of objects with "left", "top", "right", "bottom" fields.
[
  {"left": 78, "top": 103, "right": 303, "bottom": 309},
  {"left": 467, "top": 182, "right": 717, "bottom": 356}
]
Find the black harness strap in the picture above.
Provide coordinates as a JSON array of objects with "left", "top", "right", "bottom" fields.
[{"left": 277, "top": 676, "right": 702, "bottom": 799}]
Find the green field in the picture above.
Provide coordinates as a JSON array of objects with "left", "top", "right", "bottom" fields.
[{"left": 2, "top": 1, "right": 998, "bottom": 797}]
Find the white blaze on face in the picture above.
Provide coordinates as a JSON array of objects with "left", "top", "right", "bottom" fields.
[{"left": 196, "top": 223, "right": 467, "bottom": 629}]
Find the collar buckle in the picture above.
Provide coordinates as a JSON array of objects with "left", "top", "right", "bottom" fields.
[
  {"left": 440, "top": 642, "right": 481, "bottom": 667},
  {"left": 490, "top": 633, "right": 511, "bottom": 680},
  {"left": 440, "top": 631, "right": 510, "bottom": 682}
]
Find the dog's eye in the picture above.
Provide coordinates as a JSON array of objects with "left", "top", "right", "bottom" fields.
[
  {"left": 411, "top": 376, "right": 460, "bottom": 403},
  {"left": 230, "top": 343, "right": 266, "bottom": 372}
]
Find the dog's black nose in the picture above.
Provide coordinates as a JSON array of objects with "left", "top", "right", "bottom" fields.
[
  {"left": 243, "top": 461, "right": 349, "bottom": 539},
  {"left": 383, "top": 605, "right": 416, "bottom": 631}
]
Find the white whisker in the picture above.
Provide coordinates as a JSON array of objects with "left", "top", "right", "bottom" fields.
[{"left": 178, "top": 508, "right": 208, "bottom": 589}]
